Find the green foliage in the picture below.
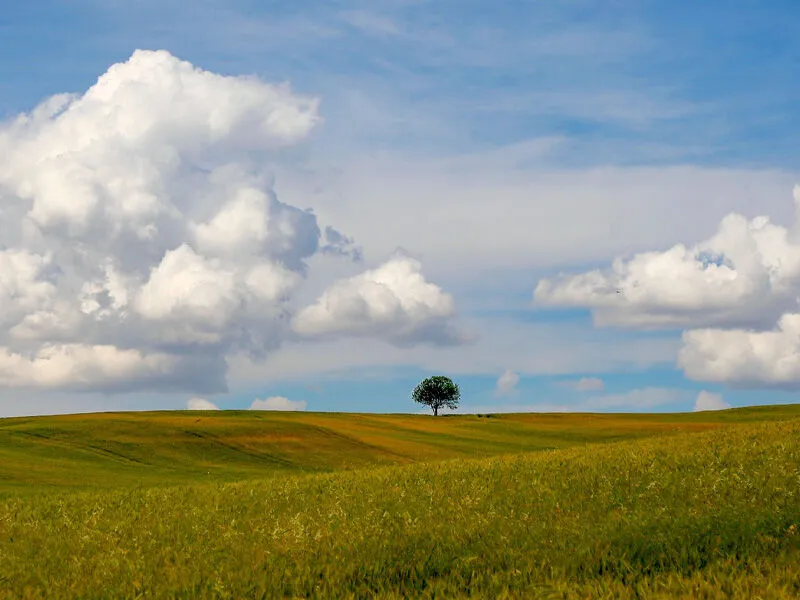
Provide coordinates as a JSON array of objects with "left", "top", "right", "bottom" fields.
[
  {"left": 412, "top": 375, "right": 461, "bottom": 415},
  {"left": 0, "top": 418, "right": 799, "bottom": 598}
]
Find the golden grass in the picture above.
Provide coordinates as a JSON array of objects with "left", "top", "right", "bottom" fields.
[{"left": 0, "top": 417, "right": 798, "bottom": 598}]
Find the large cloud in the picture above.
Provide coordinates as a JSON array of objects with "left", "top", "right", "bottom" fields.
[
  {"left": 535, "top": 186, "right": 800, "bottom": 388},
  {"left": 0, "top": 49, "right": 455, "bottom": 394},
  {"left": 0, "top": 50, "right": 321, "bottom": 392},
  {"left": 292, "top": 256, "right": 465, "bottom": 345}
]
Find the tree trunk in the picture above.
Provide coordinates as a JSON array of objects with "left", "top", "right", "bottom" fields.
[{"left": 433, "top": 406, "right": 438, "bottom": 416}]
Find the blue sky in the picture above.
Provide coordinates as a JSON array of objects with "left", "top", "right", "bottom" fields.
[
  {"left": 4, "top": 0, "right": 800, "bottom": 166},
  {"left": 0, "top": 0, "right": 799, "bottom": 416}
]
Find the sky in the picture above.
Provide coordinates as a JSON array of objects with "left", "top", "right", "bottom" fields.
[{"left": 0, "top": 0, "right": 799, "bottom": 416}]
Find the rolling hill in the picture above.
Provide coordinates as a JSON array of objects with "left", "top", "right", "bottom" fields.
[{"left": 1, "top": 405, "right": 799, "bottom": 598}]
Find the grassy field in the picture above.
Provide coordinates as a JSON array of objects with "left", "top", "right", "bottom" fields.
[
  {"left": 2, "top": 404, "right": 799, "bottom": 495},
  {"left": 0, "top": 405, "right": 799, "bottom": 597}
]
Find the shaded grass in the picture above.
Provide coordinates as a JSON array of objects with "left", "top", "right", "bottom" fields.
[
  {"left": 1, "top": 404, "right": 800, "bottom": 495},
  {"left": 0, "top": 417, "right": 798, "bottom": 598}
]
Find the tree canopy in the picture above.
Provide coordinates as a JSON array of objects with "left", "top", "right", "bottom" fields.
[{"left": 412, "top": 376, "right": 460, "bottom": 416}]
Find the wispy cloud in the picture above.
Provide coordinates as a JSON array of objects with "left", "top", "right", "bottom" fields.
[
  {"left": 581, "top": 387, "right": 686, "bottom": 411},
  {"left": 458, "top": 387, "right": 686, "bottom": 414},
  {"left": 557, "top": 377, "right": 605, "bottom": 392},
  {"left": 228, "top": 317, "right": 680, "bottom": 386},
  {"left": 495, "top": 369, "right": 520, "bottom": 396},
  {"left": 338, "top": 10, "right": 401, "bottom": 37}
]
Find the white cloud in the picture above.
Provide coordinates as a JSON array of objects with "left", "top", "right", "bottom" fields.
[
  {"left": 187, "top": 397, "right": 220, "bottom": 410},
  {"left": 678, "top": 315, "right": 800, "bottom": 388},
  {"left": 293, "top": 255, "right": 465, "bottom": 345},
  {"left": 0, "top": 345, "right": 220, "bottom": 392},
  {"left": 534, "top": 187, "right": 800, "bottom": 329},
  {"left": 0, "top": 49, "right": 455, "bottom": 396},
  {"left": 693, "top": 391, "right": 729, "bottom": 412},
  {"left": 495, "top": 369, "right": 519, "bottom": 396},
  {"left": 249, "top": 396, "right": 306, "bottom": 411},
  {"left": 533, "top": 185, "right": 800, "bottom": 389},
  {"left": 0, "top": 49, "right": 326, "bottom": 393}
]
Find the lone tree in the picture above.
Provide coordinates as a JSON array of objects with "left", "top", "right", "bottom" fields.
[{"left": 412, "top": 375, "right": 460, "bottom": 416}]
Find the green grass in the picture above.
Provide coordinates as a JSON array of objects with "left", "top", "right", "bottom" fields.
[
  {"left": 1, "top": 404, "right": 799, "bottom": 495},
  {"left": 0, "top": 406, "right": 799, "bottom": 597}
]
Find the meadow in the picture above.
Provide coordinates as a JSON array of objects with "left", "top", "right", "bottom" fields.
[{"left": 0, "top": 405, "right": 798, "bottom": 598}]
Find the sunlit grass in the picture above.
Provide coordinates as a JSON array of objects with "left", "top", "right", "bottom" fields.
[
  {"left": 1, "top": 405, "right": 799, "bottom": 496},
  {"left": 0, "top": 412, "right": 798, "bottom": 598}
]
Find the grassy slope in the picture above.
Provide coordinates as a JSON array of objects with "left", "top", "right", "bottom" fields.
[
  {"left": 1, "top": 404, "right": 800, "bottom": 495},
  {"left": 0, "top": 416, "right": 798, "bottom": 598}
]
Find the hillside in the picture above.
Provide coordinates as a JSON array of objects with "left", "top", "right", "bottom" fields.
[
  {"left": 0, "top": 414, "right": 798, "bottom": 598},
  {"left": 1, "top": 404, "right": 800, "bottom": 495}
]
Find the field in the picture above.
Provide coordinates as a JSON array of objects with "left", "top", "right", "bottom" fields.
[{"left": 0, "top": 405, "right": 799, "bottom": 598}]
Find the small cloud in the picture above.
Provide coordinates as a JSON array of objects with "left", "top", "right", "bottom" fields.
[
  {"left": 495, "top": 369, "right": 520, "bottom": 396},
  {"left": 554, "top": 377, "right": 604, "bottom": 391},
  {"left": 249, "top": 396, "right": 307, "bottom": 411},
  {"left": 572, "top": 377, "right": 605, "bottom": 391},
  {"left": 187, "top": 397, "right": 219, "bottom": 410},
  {"left": 693, "top": 390, "right": 730, "bottom": 412}
]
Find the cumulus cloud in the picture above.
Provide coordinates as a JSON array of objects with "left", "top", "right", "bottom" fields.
[
  {"left": 0, "top": 344, "right": 224, "bottom": 392},
  {"left": 495, "top": 369, "right": 519, "bottom": 396},
  {"left": 293, "top": 255, "right": 466, "bottom": 345},
  {"left": 0, "top": 49, "right": 329, "bottom": 392},
  {"left": 678, "top": 315, "right": 800, "bottom": 388},
  {"left": 187, "top": 397, "right": 220, "bottom": 410},
  {"left": 693, "top": 391, "right": 729, "bottom": 412},
  {"left": 249, "top": 396, "right": 307, "bottom": 411},
  {"left": 0, "top": 49, "right": 452, "bottom": 395},
  {"left": 535, "top": 186, "right": 800, "bottom": 388},
  {"left": 534, "top": 186, "right": 800, "bottom": 330}
]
